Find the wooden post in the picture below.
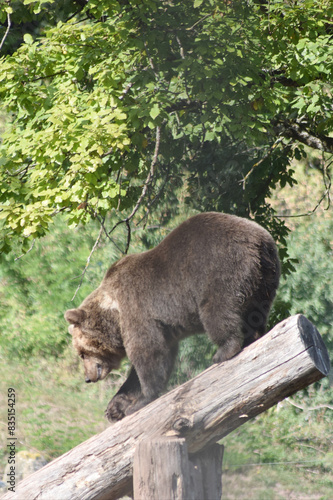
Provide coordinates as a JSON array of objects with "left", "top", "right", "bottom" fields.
[
  {"left": 133, "top": 439, "right": 223, "bottom": 500},
  {"left": 133, "top": 437, "right": 191, "bottom": 500},
  {"left": 2, "top": 315, "right": 330, "bottom": 500},
  {"left": 189, "top": 444, "right": 224, "bottom": 500}
]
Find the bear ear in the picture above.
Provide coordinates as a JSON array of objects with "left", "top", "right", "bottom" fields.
[{"left": 64, "top": 308, "right": 86, "bottom": 325}]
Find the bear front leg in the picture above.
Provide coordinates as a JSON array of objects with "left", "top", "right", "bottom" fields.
[
  {"left": 105, "top": 366, "right": 141, "bottom": 422},
  {"left": 124, "top": 343, "right": 178, "bottom": 417}
]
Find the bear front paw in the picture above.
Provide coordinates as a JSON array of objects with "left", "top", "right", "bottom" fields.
[
  {"left": 105, "top": 394, "right": 132, "bottom": 422},
  {"left": 124, "top": 395, "right": 154, "bottom": 416}
]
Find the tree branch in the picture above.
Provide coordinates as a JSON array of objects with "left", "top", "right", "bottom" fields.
[
  {"left": 126, "top": 125, "right": 161, "bottom": 220},
  {"left": 166, "top": 99, "right": 201, "bottom": 114},
  {"left": 0, "top": 9, "right": 11, "bottom": 52},
  {"left": 275, "top": 120, "right": 333, "bottom": 154},
  {"left": 276, "top": 161, "right": 331, "bottom": 218},
  {"left": 14, "top": 240, "right": 36, "bottom": 261},
  {"left": 71, "top": 224, "right": 104, "bottom": 300},
  {"left": 22, "top": 70, "right": 67, "bottom": 84},
  {"left": 186, "top": 13, "right": 213, "bottom": 32},
  {"left": 138, "top": 163, "right": 172, "bottom": 227},
  {"left": 241, "top": 137, "right": 285, "bottom": 187},
  {"left": 96, "top": 216, "right": 127, "bottom": 254},
  {"left": 286, "top": 398, "right": 333, "bottom": 412},
  {"left": 108, "top": 126, "right": 161, "bottom": 253}
]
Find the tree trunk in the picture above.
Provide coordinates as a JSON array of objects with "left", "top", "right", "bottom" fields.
[{"left": 3, "top": 315, "right": 330, "bottom": 500}]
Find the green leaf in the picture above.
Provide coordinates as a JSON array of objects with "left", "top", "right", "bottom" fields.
[
  {"left": 149, "top": 104, "right": 160, "bottom": 120},
  {"left": 23, "top": 34, "right": 34, "bottom": 45},
  {"left": 0, "top": 0, "right": 332, "bottom": 259}
]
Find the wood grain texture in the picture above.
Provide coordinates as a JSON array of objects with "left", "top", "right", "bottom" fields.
[
  {"left": 133, "top": 439, "right": 223, "bottom": 500},
  {"left": 188, "top": 443, "right": 224, "bottom": 500},
  {"left": 133, "top": 437, "right": 191, "bottom": 500},
  {"left": 3, "top": 315, "right": 330, "bottom": 500}
]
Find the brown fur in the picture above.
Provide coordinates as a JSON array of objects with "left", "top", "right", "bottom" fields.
[{"left": 64, "top": 212, "right": 280, "bottom": 422}]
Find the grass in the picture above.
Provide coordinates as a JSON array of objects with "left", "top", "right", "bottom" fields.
[
  {"left": 0, "top": 350, "right": 332, "bottom": 499},
  {"left": 222, "top": 467, "right": 329, "bottom": 500},
  {"left": 221, "top": 396, "right": 333, "bottom": 500}
]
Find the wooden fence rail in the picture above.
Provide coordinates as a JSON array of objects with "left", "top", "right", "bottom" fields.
[{"left": 3, "top": 314, "right": 330, "bottom": 500}]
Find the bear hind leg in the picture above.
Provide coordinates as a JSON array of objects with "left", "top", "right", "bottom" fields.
[
  {"left": 212, "top": 336, "right": 243, "bottom": 363},
  {"left": 199, "top": 298, "right": 244, "bottom": 364},
  {"left": 241, "top": 297, "right": 272, "bottom": 347}
]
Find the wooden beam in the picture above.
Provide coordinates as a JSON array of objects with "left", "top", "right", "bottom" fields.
[{"left": 3, "top": 315, "right": 330, "bottom": 500}]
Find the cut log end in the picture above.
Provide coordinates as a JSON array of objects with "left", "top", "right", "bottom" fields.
[{"left": 298, "top": 314, "right": 331, "bottom": 376}]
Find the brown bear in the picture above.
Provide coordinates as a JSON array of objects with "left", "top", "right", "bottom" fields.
[{"left": 65, "top": 212, "right": 280, "bottom": 422}]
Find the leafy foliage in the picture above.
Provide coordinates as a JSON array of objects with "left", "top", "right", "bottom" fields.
[
  {"left": 278, "top": 215, "right": 333, "bottom": 350},
  {"left": 0, "top": 0, "right": 332, "bottom": 263}
]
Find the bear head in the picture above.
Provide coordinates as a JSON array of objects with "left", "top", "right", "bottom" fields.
[{"left": 65, "top": 296, "right": 125, "bottom": 384}]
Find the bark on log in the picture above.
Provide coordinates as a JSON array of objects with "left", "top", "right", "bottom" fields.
[
  {"left": 133, "top": 437, "right": 191, "bottom": 500},
  {"left": 133, "top": 439, "right": 223, "bottom": 500},
  {"left": 3, "top": 315, "right": 330, "bottom": 500},
  {"left": 188, "top": 443, "right": 224, "bottom": 500}
]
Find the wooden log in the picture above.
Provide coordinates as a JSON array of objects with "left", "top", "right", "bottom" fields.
[
  {"left": 133, "top": 437, "right": 191, "bottom": 500},
  {"left": 189, "top": 444, "right": 224, "bottom": 500},
  {"left": 133, "top": 439, "right": 223, "bottom": 500},
  {"left": 3, "top": 315, "right": 330, "bottom": 500}
]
